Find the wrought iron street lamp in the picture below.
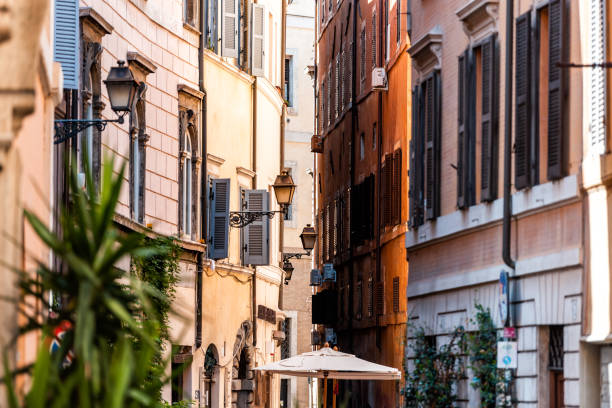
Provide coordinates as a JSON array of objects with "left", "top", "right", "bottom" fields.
[
  {"left": 283, "top": 224, "right": 317, "bottom": 262},
  {"left": 282, "top": 259, "right": 294, "bottom": 284},
  {"left": 54, "top": 61, "right": 139, "bottom": 144},
  {"left": 229, "top": 170, "right": 297, "bottom": 228}
]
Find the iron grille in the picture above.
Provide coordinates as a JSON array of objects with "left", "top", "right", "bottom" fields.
[
  {"left": 549, "top": 325, "right": 564, "bottom": 371},
  {"left": 280, "top": 318, "right": 291, "bottom": 359}
]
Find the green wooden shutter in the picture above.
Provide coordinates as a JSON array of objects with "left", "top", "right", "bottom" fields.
[
  {"left": 547, "top": 0, "right": 566, "bottom": 179},
  {"left": 209, "top": 178, "right": 230, "bottom": 260},
  {"left": 251, "top": 3, "right": 265, "bottom": 75},
  {"left": 54, "top": 0, "right": 79, "bottom": 90},
  {"left": 481, "top": 34, "right": 498, "bottom": 201},
  {"left": 515, "top": 12, "right": 532, "bottom": 190},
  {"left": 243, "top": 190, "right": 269, "bottom": 265}
]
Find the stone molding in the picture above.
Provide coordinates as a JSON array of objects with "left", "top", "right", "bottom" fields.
[
  {"left": 178, "top": 83, "right": 205, "bottom": 101},
  {"left": 407, "top": 25, "right": 443, "bottom": 75},
  {"left": 456, "top": 0, "right": 499, "bottom": 43},
  {"left": 127, "top": 51, "right": 157, "bottom": 79},
  {"left": 80, "top": 7, "right": 113, "bottom": 41}
]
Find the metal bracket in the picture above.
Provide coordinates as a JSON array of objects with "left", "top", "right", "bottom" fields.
[
  {"left": 229, "top": 210, "right": 283, "bottom": 228},
  {"left": 54, "top": 116, "right": 124, "bottom": 145}
]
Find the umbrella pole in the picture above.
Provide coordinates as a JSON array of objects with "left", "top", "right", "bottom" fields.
[
  {"left": 323, "top": 372, "right": 328, "bottom": 408},
  {"left": 332, "top": 379, "right": 337, "bottom": 408}
]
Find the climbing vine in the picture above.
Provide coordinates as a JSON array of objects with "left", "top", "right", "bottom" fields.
[
  {"left": 132, "top": 236, "right": 181, "bottom": 400},
  {"left": 403, "top": 325, "right": 466, "bottom": 407},
  {"left": 403, "top": 304, "right": 503, "bottom": 408},
  {"left": 466, "top": 304, "right": 500, "bottom": 408}
]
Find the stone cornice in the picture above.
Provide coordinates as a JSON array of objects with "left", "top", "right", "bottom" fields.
[
  {"left": 407, "top": 26, "right": 443, "bottom": 74},
  {"left": 178, "top": 84, "right": 205, "bottom": 101},
  {"left": 127, "top": 51, "right": 157, "bottom": 76},
  {"left": 236, "top": 166, "right": 256, "bottom": 179},
  {"left": 207, "top": 153, "right": 225, "bottom": 166},
  {"left": 80, "top": 7, "right": 113, "bottom": 37},
  {"left": 456, "top": 0, "right": 499, "bottom": 42}
]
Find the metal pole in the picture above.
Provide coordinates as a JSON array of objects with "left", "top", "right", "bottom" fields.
[{"left": 323, "top": 373, "right": 328, "bottom": 408}]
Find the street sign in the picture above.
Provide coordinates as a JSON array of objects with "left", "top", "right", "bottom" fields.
[
  {"left": 497, "top": 341, "right": 518, "bottom": 369},
  {"left": 503, "top": 326, "right": 516, "bottom": 339},
  {"left": 498, "top": 270, "right": 509, "bottom": 326}
]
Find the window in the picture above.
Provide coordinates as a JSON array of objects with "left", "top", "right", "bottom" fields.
[
  {"left": 409, "top": 72, "right": 441, "bottom": 227},
  {"left": 350, "top": 174, "right": 375, "bottom": 244},
  {"left": 222, "top": 0, "right": 238, "bottom": 58},
  {"left": 171, "top": 346, "right": 192, "bottom": 404},
  {"left": 284, "top": 57, "right": 293, "bottom": 106},
  {"left": 180, "top": 110, "right": 195, "bottom": 237},
  {"left": 514, "top": 1, "right": 567, "bottom": 190},
  {"left": 360, "top": 133, "right": 365, "bottom": 160},
  {"left": 242, "top": 190, "right": 270, "bottom": 265},
  {"left": 548, "top": 326, "right": 564, "bottom": 407},
  {"left": 130, "top": 84, "right": 147, "bottom": 224},
  {"left": 382, "top": 149, "right": 402, "bottom": 227},
  {"left": 204, "top": 0, "right": 218, "bottom": 52},
  {"left": 184, "top": 0, "right": 199, "bottom": 28},
  {"left": 385, "top": 0, "right": 390, "bottom": 62},
  {"left": 396, "top": 0, "right": 401, "bottom": 44},
  {"left": 251, "top": 4, "right": 265, "bottom": 76},
  {"left": 372, "top": 122, "right": 377, "bottom": 150},
  {"left": 360, "top": 23, "right": 366, "bottom": 81},
  {"left": 371, "top": 11, "right": 377, "bottom": 69},
  {"left": 457, "top": 34, "right": 499, "bottom": 208},
  {"left": 208, "top": 178, "right": 230, "bottom": 260}
]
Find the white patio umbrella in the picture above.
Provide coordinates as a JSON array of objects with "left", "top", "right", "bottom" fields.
[{"left": 254, "top": 347, "right": 401, "bottom": 407}]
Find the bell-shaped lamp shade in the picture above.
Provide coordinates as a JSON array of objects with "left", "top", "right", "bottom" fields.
[
  {"left": 272, "top": 170, "right": 296, "bottom": 207},
  {"left": 300, "top": 224, "right": 317, "bottom": 253},
  {"left": 104, "top": 61, "right": 139, "bottom": 114},
  {"left": 283, "top": 260, "right": 294, "bottom": 284}
]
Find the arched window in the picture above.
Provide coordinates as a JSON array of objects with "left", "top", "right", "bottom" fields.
[
  {"left": 182, "top": 132, "right": 193, "bottom": 235},
  {"left": 179, "top": 108, "right": 199, "bottom": 239}
]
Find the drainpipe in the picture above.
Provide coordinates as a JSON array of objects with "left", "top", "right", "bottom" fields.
[
  {"left": 279, "top": 0, "right": 288, "bottom": 311},
  {"left": 252, "top": 75, "right": 258, "bottom": 347},
  {"left": 502, "top": 0, "right": 515, "bottom": 270},
  {"left": 349, "top": 0, "right": 358, "bottom": 352},
  {"left": 375, "top": 0, "right": 384, "bottom": 350},
  {"left": 197, "top": 0, "right": 206, "bottom": 351}
]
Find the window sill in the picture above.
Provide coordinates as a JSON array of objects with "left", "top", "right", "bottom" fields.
[
  {"left": 183, "top": 22, "right": 201, "bottom": 35},
  {"left": 405, "top": 174, "right": 579, "bottom": 250}
]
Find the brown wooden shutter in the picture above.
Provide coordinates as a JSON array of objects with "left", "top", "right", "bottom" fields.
[
  {"left": 425, "top": 72, "right": 441, "bottom": 220},
  {"left": 367, "top": 276, "right": 374, "bottom": 317},
  {"left": 372, "top": 12, "right": 377, "bottom": 68},
  {"left": 375, "top": 281, "right": 384, "bottom": 315},
  {"left": 547, "top": 0, "right": 566, "bottom": 180},
  {"left": 457, "top": 51, "right": 468, "bottom": 209},
  {"left": 382, "top": 154, "right": 392, "bottom": 227},
  {"left": 392, "top": 276, "right": 400, "bottom": 313},
  {"left": 515, "top": 12, "right": 532, "bottom": 190},
  {"left": 409, "top": 86, "right": 421, "bottom": 227},
  {"left": 481, "top": 34, "right": 498, "bottom": 201},
  {"left": 323, "top": 205, "right": 329, "bottom": 261},
  {"left": 344, "top": 188, "right": 351, "bottom": 251},
  {"left": 393, "top": 149, "right": 402, "bottom": 225}
]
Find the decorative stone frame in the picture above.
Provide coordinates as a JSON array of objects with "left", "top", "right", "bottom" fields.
[
  {"left": 127, "top": 52, "right": 157, "bottom": 224},
  {"left": 231, "top": 321, "right": 255, "bottom": 407},
  {"left": 407, "top": 25, "right": 443, "bottom": 80},
  {"left": 178, "top": 84, "right": 204, "bottom": 241},
  {"left": 456, "top": 0, "right": 499, "bottom": 44},
  {"left": 80, "top": 7, "right": 113, "bottom": 192}
]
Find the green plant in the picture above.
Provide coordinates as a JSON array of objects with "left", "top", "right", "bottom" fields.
[
  {"left": 132, "top": 236, "right": 181, "bottom": 398},
  {"left": 3, "top": 157, "right": 174, "bottom": 407},
  {"left": 466, "top": 304, "right": 500, "bottom": 407},
  {"left": 403, "top": 325, "right": 466, "bottom": 407}
]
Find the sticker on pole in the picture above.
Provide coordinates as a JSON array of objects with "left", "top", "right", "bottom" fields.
[{"left": 497, "top": 341, "right": 518, "bottom": 369}]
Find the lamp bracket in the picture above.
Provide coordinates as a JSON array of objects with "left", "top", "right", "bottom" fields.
[
  {"left": 54, "top": 116, "right": 125, "bottom": 145},
  {"left": 283, "top": 252, "right": 311, "bottom": 261},
  {"left": 229, "top": 210, "right": 285, "bottom": 228}
]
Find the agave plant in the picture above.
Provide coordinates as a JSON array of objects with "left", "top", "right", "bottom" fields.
[{"left": 3, "top": 157, "right": 173, "bottom": 407}]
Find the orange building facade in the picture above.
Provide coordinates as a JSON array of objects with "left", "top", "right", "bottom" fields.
[{"left": 313, "top": 0, "right": 410, "bottom": 405}]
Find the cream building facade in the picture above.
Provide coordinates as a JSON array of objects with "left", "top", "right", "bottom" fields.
[{"left": 48, "top": 0, "right": 290, "bottom": 406}]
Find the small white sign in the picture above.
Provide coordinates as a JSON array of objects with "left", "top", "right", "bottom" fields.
[{"left": 497, "top": 341, "right": 518, "bottom": 369}]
